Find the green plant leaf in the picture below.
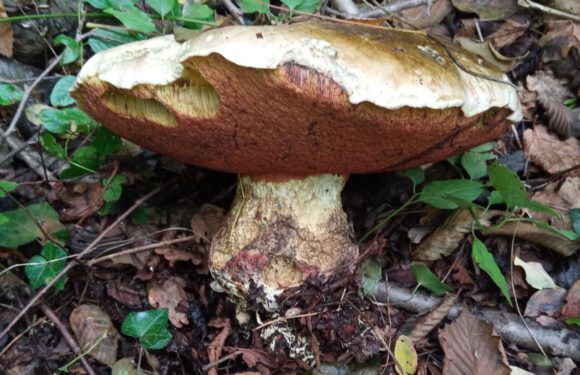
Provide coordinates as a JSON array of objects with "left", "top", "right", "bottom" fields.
[
  {"left": 0, "top": 203, "right": 65, "bottom": 248},
  {"left": 87, "top": 29, "right": 146, "bottom": 53},
  {"left": 570, "top": 208, "right": 580, "bottom": 235},
  {"left": 59, "top": 146, "right": 101, "bottom": 179},
  {"left": 54, "top": 35, "right": 80, "bottom": 64},
  {"left": 50, "top": 76, "right": 77, "bottom": 107},
  {"left": 531, "top": 219, "right": 579, "bottom": 241},
  {"left": 121, "top": 309, "right": 172, "bottom": 349},
  {"left": 0, "top": 180, "right": 18, "bottom": 197},
  {"left": 0, "top": 83, "right": 24, "bottom": 106},
  {"left": 102, "top": 175, "right": 127, "bottom": 203},
  {"left": 419, "top": 180, "right": 484, "bottom": 209},
  {"left": 40, "top": 133, "right": 67, "bottom": 159},
  {"left": 564, "top": 317, "right": 580, "bottom": 326},
  {"left": 411, "top": 263, "right": 452, "bottom": 296},
  {"left": 146, "top": 0, "right": 176, "bottom": 16},
  {"left": 518, "top": 199, "right": 559, "bottom": 217},
  {"left": 25, "top": 242, "right": 68, "bottom": 290},
  {"left": 0, "top": 214, "right": 8, "bottom": 226},
  {"left": 105, "top": 6, "right": 156, "bottom": 33},
  {"left": 84, "top": 0, "right": 109, "bottom": 9},
  {"left": 90, "top": 127, "right": 123, "bottom": 157},
  {"left": 130, "top": 206, "right": 154, "bottom": 225},
  {"left": 361, "top": 258, "right": 382, "bottom": 295},
  {"left": 471, "top": 237, "right": 512, "bottom": 306},
  {"left": 40, "top": 108, "right": 70, "bottom": 134},
  {"left": 293, "top": 0, "right": 321, "bottom": 12},
  {"left": 239, "top": 0, "right": 269, "bottom": 14},
  {"left": 181, "top": 3, "right": 215, "bottom": 28},
  {"left": 488, "top": 163, "right": 526, "bottom": 208},
  {"left": 461, "top": 149, "right": 494, "bottom": 180},
  {"left": 402, "top": 168, "right": 425, "bottom": 186}
]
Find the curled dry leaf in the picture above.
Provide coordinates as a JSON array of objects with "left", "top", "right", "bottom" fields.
[
  {"left": 538, "top": 96, "right": 574, "bottom": 139},
  {"left": 51, "top": 182, "right": 104, "bottom": 222},
  {"left": 398, "top": 0, "right": 452, "bottom": 28},
  {"left": 524, "top": 125, "right": 580, "bottom": 177},
  {"left": 69, "top": 304, "right": 119, "bottom": 367},
  {"left": 485, "top": 18, "right": 530, "bottom": 50},
  {"left": 147, "top": 276, "right": 189, "bottom": 328},
  {"left": 0, "top": 0, "right": 13, "bottom": 57},
  {"left": 561, "top": 280, "right": 580, "bottom": 319},
  {"left": 455, "top": 37, "right": 516, "bottom": 72},
  {"left": 514, "top": 256, "right": 558, "bottom": 290},
  {"left": 407, "top": 294, "right": 457, "bottom": 343},
  {"left": 439, "top": 309, "right": 511, "bottom": 375}
]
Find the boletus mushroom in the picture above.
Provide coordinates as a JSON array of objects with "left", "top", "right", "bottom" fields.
[{"left": 72, "top": 21, "right": 521, "bottom": 309}]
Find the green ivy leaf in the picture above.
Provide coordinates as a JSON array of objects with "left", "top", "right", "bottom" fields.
[
  {"left": 0, "top": 203, "right": 65, "bottom": 248},
  {"left": 146, "top": 0, "right": 176, "bottom": 17},
  {"left": 0, "top": 83, "right": 24, "bottom": 106},
  {"left": 121, "top": 309, "right": 172, "bottom": 349},
  {"left": 419, "top": 180, "right": 484, "bottom": 209},
  {"left": 50, "top": 76, "right": 77, "bottom": 107},
  {"left": 361, "top": 258, "right": 382, "bottom": 295},
  {"left": 0, "top": 180, "right": 18, "bottom": 197},
  {"left": 40, "top": 133, "right": 67, "bottom": 159},
  {"left": 239, "top": 0, "right": 269, "bottom": 14},
  {"left": 54, "top": 35, "right": 80, "bottom": 64},
  {"left": 25, "top": 242, "right": 68, "bottom": 290},
  {"left": 411, "top": 263, "right": 453, "bottom": 296},
  {"left": 471, "top": 237, "right": 512, "bottom": 306},
  {"left": 102, "top": 175, "right": 127, "bottom": 203},
  {"left": 130, "top": 206, "right": 154, "bottom": 225},
  {"left": 40, "top": 108, "right": 70, "bottom": 134},
  {"left": 105, "top": 6, "right": 156, "bottom": 33},
  {"left": 90, "top": 127, "right": 123, "bottom": 157},
  {"left": 569, "top": 208, "right": 580, "bottom": 235}
]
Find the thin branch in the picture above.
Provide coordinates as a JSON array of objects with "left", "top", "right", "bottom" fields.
[{"left": 40, "top": 304, "right": 96, "bottom": 375}]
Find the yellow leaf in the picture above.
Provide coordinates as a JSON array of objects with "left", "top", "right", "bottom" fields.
[{"left": 395, "top": 335, "right": 417, "bottom": 375}]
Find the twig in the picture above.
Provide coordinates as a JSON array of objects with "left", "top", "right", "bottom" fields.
[
  {"left": 221, "top": 0, "right": 245, "bottom": 24},
  {"left": 201, "top": 350, "right": 242, "bottom": 371},
  {"left": 0, "top": 129, "right": 59, "bottom": 180},
  {"left": 0, "top": 184, "right": 164, "bottom": 341},
  {"left": 330, "top": 0, "right": 359, "bottom": 16},
  {"left": 357, "top": 0, "right": 430, "bottom": 19},
  {"left": 371, "top": 282, "right": 580, "bottom": 361},
  {"left": 87, "top": 235, "right": 195, "bottom": 265},
  {"left": 40, "top": 304, "right": 96, "bottom": 375}
]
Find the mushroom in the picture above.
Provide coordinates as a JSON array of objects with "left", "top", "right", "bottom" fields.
[{"left": 72, "top": 22, "right": 521, "bottom": 309}]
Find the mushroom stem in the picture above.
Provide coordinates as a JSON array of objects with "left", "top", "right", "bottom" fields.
[{"left": 210, "top": 174, "right": 358, "bottom": 309}]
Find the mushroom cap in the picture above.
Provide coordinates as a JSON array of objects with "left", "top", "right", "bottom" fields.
[{"left": 73, "top": 22, "right": 521, "bottom": 175}]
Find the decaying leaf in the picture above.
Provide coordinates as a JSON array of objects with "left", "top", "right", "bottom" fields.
[
  {"left": 439, "top": 309, "right": 511, "bottom": 375},
  {"left": 539, "top": 21, "right": 580, "bottom": 58},
  {"left": 69, "top": 304, "right": 119, "bottom": 367},
  {"left": 538, "top": 96, "right": 574, "bottom": 139},
  {"left": 486, "top": 18, "right": 530, "bottom": 50},
  {"left": 106, "top": 282, "right": 144, "bottom": 308},
  {"left": 398, "top": 0, "right": 452, "bottom": 28},
  {"left": 207, "top": 318, "right": 231, "bottom": 375},
  {"left": 455, "top": 37, "right": 516, "bottom": 72},
  {"left": 111, "top": 358, "right": 138, "bottom": 375},
  {"left": 526, "top": 71, "right": 572, "bottom": 103},
  {"left": 561, "top": 280, "right": 580, "bottom": 319},
  {"left": 407, "top": 294, "right": 457, "bottom": 343},
  {"left": 190, "top": 204, "right": 225, "bottom": 243},
  {"left": 514, "top": 256, "right": 558, "bottom": 289},
  {"left": 51, "top": 182, "right": 104, "bottom": 222},
  {"left": 394, "top": 335, "right": 418, "bottom": 375},
  {"left": 529, "top": 178, "right": 579, "bottom": 232},
  {"left": 524, "top": 125, "right": 580, "bottom": 177},
  {"left": 0, "top": 0, "right": 13, "bottom": 57},
  {"left": 450, "top": 0, "right": 518, "bottom": 20},
  {"left": 524, "top": 288, "right": 567, "bottom": 317},
  {"left": 147, "top": 276, "right": 189, "bottom": 328},
  {"left": 154, "top": 230, "right": 200, "bottom": 267}
]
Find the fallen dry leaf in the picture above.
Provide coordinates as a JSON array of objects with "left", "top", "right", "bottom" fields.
[
  {"left": 539, "top": 20, "right": 580, "bottom": 58},
  {"left": 190, "top": 204, "right": 225, "bottom": 243},
  {"left": 524, "top": 125, "right": 580, "bottom": 177},
  {"left": 486, "top": 18, "right": 529, "bottom": 50},
  {"left": 526, "top": 70, "right": 572, "bottom": 103},
  {"left": 538, "top": 96, "right": 574, "bottom": 139},
  {"left": 52, "top": 182, "right": 104, "bottom": 222},
  {"left": 439, "top": 309, "right": 511, "bottom": 375},
  {"left": 529, "top": 178, "right": 579, "bottom": 232},
  {"left": 524, "top": 288, "right": 567, "bottom": 317},
  {"left": 514, "top": 256, "right": 558, "bottom": 290},
  {"left": 69, "top": 304, "right": 119, "bottom": 367},
  {"left": 561, "top": 280, "right": 580, "bottom": 318},
  {"left": 0, "top": 0, "right": 13, "bottom": 57},
  {"left": 106, "top": 282, "right": 144, "bottom": 308},
  {"left": 407, "top": 294, "right": 457, "bottom": 344},
  {"left": 399, "top": 0, "right": 452, "bottom": 28},
  {"left": 207, "top": 318, "right": 231, "bottom": 375},
  {"left": 147, "top": 276, "right": 189, "bottom": 328}
]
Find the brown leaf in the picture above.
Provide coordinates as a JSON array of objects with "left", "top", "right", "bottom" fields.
[
  {"left": 452, "top": 259, "right": 475, "bottom": 287},
  {"left": 539, "top": 20, "right": 580, "bottom": 58},
  {"left": 69, "top": 305, "right": 119, "bottom": 367},
  {"left": 526, "top": 70, "right": 572, "bottom": 104},
  {"left": 0, "top": 0, "right": 13, "bottom": 57},
  {"left": 52, "top": 182, "right": 104, "bottom": 222},
  {"left": 561, "top": 280, "right": 580, "bottom": 319},
  {"left": 524, "top": 288, "right": 567, "bottom": 318},
  {"left": 529, "top": 178, "right": 579, "bottom": 232},
  {"left": 538, "top": 96, "right": 574, "bottom": 139},
  {"left": 439, "top": 309, "right": 511, "bottom": 375},
  {"left": 408, "top": 294, "right": 457, "bottom": 343},
  {"left": 523, "top": 125, "right": 580, "bottom": 177},
  {"left": 147, "top": 276, "right": 189, "bottom": 328},
  {"left": 398, "top": 0, "right": 452, "bottom": 28},
  {"left": 207, "top": 318, "right": 231, "bottom": 375},
  {"left": 190, "top": 204, "right": 225, "bottom": 243},
  {"left": 486, "top": 18, "right": 529, "bottom": 50},
  {"left": 106, "top": 282, "right": 144, "bottom": 308}
]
